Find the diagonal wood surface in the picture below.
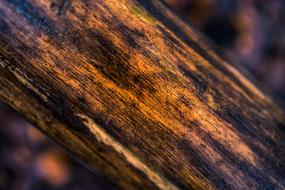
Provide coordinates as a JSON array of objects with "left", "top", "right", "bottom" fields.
[{"left": 0, "top": 0, "right": 285, "bottom": 189}]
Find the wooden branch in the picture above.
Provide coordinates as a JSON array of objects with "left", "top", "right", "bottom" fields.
[{"left": 0, "top": 0, "right": 285, "bottom": 189}]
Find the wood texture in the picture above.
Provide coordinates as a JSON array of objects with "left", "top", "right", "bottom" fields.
[{"left": 0, "top": 0, "right": 285, "bottom": 189}]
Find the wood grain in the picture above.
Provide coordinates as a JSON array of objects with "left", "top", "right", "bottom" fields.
[{"left": 0, "top": 0, "right": 285, "bottom": 189}]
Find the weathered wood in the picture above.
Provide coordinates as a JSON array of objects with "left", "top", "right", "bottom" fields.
[{"left": 0, "top": 0, "right": 285, "bottom": 189}]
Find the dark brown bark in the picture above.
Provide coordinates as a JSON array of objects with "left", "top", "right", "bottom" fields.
[{"left": 0, "top": 0, "right": 285, "bottom": 189}]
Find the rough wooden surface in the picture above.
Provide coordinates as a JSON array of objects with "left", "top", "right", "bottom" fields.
[{"left": 0, "top": 0, "right": 285, "bottom": 189}]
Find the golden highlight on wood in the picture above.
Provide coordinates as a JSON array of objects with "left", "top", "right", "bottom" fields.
[{"left": 0, "top": 0, "right": 284, "bottom": 189}]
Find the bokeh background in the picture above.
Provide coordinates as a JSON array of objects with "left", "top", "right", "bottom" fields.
[{"left": 1, "top": 0, "right": 285, "bottom": 189}]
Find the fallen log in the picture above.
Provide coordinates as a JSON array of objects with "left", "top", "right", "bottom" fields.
[{"left": 0, "top": 0, "right": 285, "bottom": 189}]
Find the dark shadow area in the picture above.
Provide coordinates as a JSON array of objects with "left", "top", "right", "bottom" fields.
[
  {"left": 0, "top": 102, "right": 116, "bottom": 190},
  {"left": 166, "top": 0, "right": 285, "bottom": 109}
]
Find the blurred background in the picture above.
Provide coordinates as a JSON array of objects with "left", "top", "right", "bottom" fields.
[{"left": 1, "top": 0, "right": 285, "bottom": 189}]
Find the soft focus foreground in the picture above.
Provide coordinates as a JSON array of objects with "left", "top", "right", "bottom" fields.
[{"left": 0, "top": 0, "right": 285, "bottom": 189}]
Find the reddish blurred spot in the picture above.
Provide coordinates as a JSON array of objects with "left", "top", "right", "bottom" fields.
[
  {"left": 36, "top": 150, "right": 70, "bottom": 186},
  {"left": 27, "top": 125, "right": 45, "bottom": 143}
]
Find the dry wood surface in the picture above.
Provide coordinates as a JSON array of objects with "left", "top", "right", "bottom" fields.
[{"left": 0, "top": 0, "right": 285, "bottom": 189}]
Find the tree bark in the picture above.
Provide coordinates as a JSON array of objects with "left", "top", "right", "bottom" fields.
[{"left": 0, "top": 0, "right": 285, "bottom": 189}]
